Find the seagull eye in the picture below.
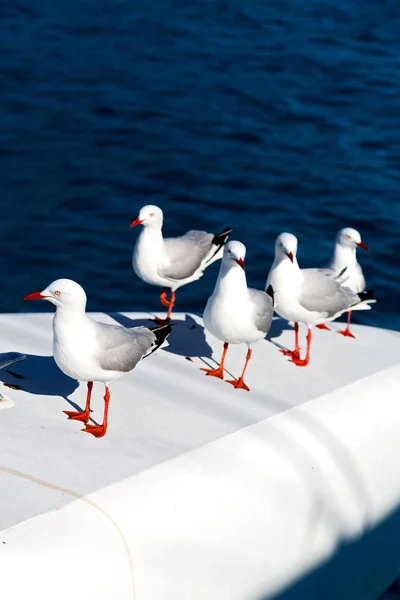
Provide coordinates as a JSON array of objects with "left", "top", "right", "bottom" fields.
[
  {"left": 54, "top": 290, "right": 61, "bottom": 296},
  {"left": 149, "top": 212, "right": 155, "bottom": 217}
]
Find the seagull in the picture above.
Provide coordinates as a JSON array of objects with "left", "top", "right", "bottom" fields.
[
  {"left": 24, "top": 279, "right": 172, "bottom": 438},
  {"left": 202, "top": 241, "right": 274, "bottom": 391},
  {"left": 131, "top": 205, "right": 232, "bottom": 323},
  {"left": 314, "top": 227, "right": 369, "bottom": 338},
  {"left": 266, "top": 233, "right": 375, "bottom": 367}
]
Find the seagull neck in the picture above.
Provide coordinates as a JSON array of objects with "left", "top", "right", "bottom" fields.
[
  {"left": 273, "top": 255, "right": 302, "bottom": 289},
  {"left": 273, "top": 254, "right": 300, "bottom": 271},
  {"left": 332, "top": 244, "right": 357, "bottom": 270},
  {"left": 215, "top": 262, "right": 248, "bottom": 298},
  {"left": 54, "top": 304, "right": 87, "bottom": 327},
  {"left": 137, "top": 222, "right": 164, "bottom": 253}
]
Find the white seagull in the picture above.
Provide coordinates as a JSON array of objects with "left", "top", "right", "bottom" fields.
[
  {"left": 313, "top": 227, "right": 369, "bottom": 338},
  {"left": 266, "top": 233, "right": 375, "bottom": 367},
  {"left": 202, "top": 241, "right": 274, "bottom": 391},
  {"left": 25, "top": 279, "right": 171, "bottom": 438},
  {"left": 131, "top": 205, "right": 232, "bottom": 323}
]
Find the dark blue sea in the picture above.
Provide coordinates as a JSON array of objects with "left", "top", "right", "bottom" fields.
[{"left": 1, "top": 1, "right": 399, "bottom": 331}]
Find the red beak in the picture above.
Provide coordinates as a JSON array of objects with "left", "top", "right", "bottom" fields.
[
  {"left": 235, "top": 258, "right": 245, "bottom": 270},
  {"left": 24, "top": 292, "right": 45, "bottom": 301},
  {"left": 356, "top": 241, "right": 368, "bottom": 251},
  {"left": 130, "top": 218, "right": 143, "bottom": 228},
  {"left": 286, "top": 251, "right": 294, "bottom": 263}
]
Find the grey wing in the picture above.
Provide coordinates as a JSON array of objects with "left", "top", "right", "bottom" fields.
[
  {"left": 160, "top": 230, "right": 214, "bottom": 280},
  {"left": 248, "top": 289, "right": 274, "bottom": 334},
  {"left": 299, "top": 270, "right": 358, "bottom": 317},
  {"left": 94, "top": 323, "right": 155, "bottom": 372},
  {"left": 303, "top": 266, "right": 350, "bottom": 284},
  {"left": 320, "top": 262, "right": 364, "bottom": 291}
]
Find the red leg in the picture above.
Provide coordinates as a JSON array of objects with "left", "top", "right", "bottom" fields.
[
  {"left": 280, "top": 322, "right": 301, "bottom": 359},
  {"left": 290, "top": 328, "right": 311, "bottom": 367},
  {"left": 338, "top": 311, "right": 355, "bottom": 338},
  {"left": 82, "top": 386, "right": 110, "bottom": 438},
  {"left": 227, "top": 348, "right": 252, "bottom": 391},
  {"left": 316, "top": 323, "right": 330, "bottom": 331},
  {"left": 166, "top": 291, "right": 176, "bottom": 320},
  {"left": 64, "top": 381, "right": 93, "bottom": 422},
  {"left": 154, "top": 290, "right": 176, "bottom": 325},
  {"left": 201, "top": 342, "right": 229, "bottom": 379}
]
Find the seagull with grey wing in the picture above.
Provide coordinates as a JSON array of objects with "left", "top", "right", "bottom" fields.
[
  {"left": 266, "top": 233, "right": 375, "bottom": 367},
  {"left": 310, "top": 227, "right": 369, "bottom": 338},
  {"left": 24, "top": 279, "right": 171, "bottom": 438},
  {"left": 131, "top": 205, "right": 232, "bottom": 323},
  {"left": 202, "top": 241, "right": 274, "bottom": 391}
]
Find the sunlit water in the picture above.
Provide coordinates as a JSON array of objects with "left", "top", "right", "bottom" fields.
[{"left": 0, "top": 1, "right": 399, "bottom": 334}]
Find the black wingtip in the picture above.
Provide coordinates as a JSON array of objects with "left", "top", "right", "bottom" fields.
[
  {"left": 266, "top": 284, "right": 275, "bottom": 307},
  {"left": 212, "top": 226, "right": 233, "bottom": 246},
  {"left": 143, "top": 323, "right": 173, "bottom": 360},
  {"left": 358, "top": 289, "right": 375, "bottom": 302},
  {"left": 206, "top": 227, "right": 233, "bottom": 264},
  {"left": 151, "top": 323, "right": 173, "bottom": 341}
]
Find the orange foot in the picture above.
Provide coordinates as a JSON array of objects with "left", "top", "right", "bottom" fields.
[
  {"left": 82, "top": 423, "right": 107, "bottom": 438},
  {"left": 280, "top": 349, "right": 300, "bottom": 360},
  {"left": 63, "top": 409, "right": 92, "bottom": 422},
  {"left": 151, "top": 317, "right": 171, "bottom": 326},
  {"left": 226, "top": 378, "right": 250, "bottom": 391},
  {"left": 316, "top": 324, "right": 330, "bottom": 331},
  {"left": 289, "top": 357, "right": 309, "bottom": 367},
  {"left": 338, "top": 328, "right": 355, "bottom": 339},
  {"left": 201, "top": 366, "right": 224, "bottom": 379},
  {"left": 160, "top": 291, "right": 171, "bottom": 308}
]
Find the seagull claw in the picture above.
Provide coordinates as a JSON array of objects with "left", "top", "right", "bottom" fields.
[
  {"left": 82, "top": 424, "right": 107, "bottom": 438},
  {"left": 63, "top": 409, "right": 91, "bottom": 422},
  {"left": 289, "top": 357, "right": 309, "bottom": 367},
  {"left": 280, "top": 349, "right": 300, "bottom": 360},
  {"left": 226, "top": 378, "right": 250, "bottom": 391},
  {"left": 201, "top": 367, "right": 224, "bottom": 379},
  {"left": 338, "top": 328, "right": 356, "bottom": 339}
]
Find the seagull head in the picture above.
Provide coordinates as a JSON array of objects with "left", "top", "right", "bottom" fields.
[
  {"left": 336, "top": 227, "right": 368, "bottom": 251},
  {"left": 275, "top": 232, "right": 298, "bottom": 263},
  {"left": 223, "top": 240, "right": 246, "bottom": 270},
  {"left": 24, "top": 279, "right": 87, "bottom": 310},
  {"left": 130, "top": 205, "right": 163, "bottom": 228}
]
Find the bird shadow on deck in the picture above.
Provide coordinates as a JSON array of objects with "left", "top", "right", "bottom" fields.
[
  {"left": 108, "top": 312, "right": 213, "bottom": 359},
  {"left": 0, "top": 354, "right": 81, "bottom": 412},
  {"left": 267, "top": 317, "right": 291, "bottom": 346}
]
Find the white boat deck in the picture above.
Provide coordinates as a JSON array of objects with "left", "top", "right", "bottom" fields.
[
  {"left": 1, "top": 312, "right": 400, "bottom": 600},
  {"left": 0, "top": 311, "right": 398, "bottom": 531}
]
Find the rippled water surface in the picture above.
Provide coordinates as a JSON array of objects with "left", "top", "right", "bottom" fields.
[{"left": 0, "top": 1, "right": 399, "bottom": 330}]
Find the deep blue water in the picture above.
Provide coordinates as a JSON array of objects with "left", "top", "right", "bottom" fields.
[{"left": 1, "top": 0, "right": 399, "bottom": 332}]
